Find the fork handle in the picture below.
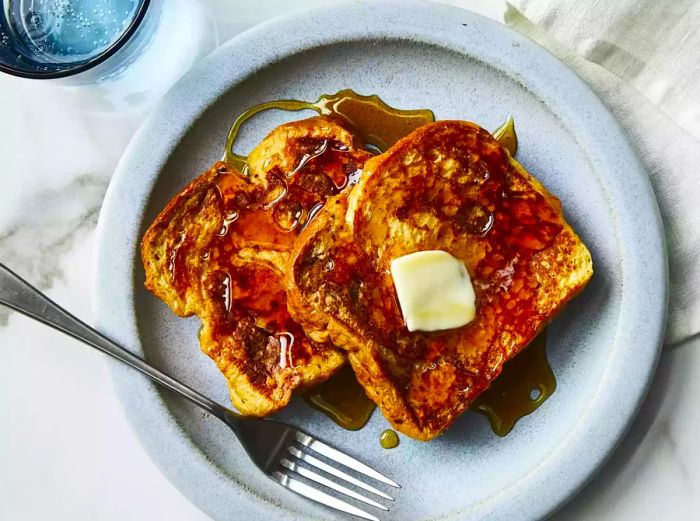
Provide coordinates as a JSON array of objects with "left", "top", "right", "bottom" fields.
[{"left": 0, "top": 263, "right": 234, "bottom": 421}]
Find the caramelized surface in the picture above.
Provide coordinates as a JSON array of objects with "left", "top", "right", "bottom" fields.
[
  {"left": 286, "top": 121, "right": 593, "bottom": 440},
  {"left": 141, "top": 117, "right": 371, "bottom": 416}
]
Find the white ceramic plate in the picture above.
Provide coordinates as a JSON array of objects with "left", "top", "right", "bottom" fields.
[{"left": 95, "top": 2, "right": 667, "bottom": 520}]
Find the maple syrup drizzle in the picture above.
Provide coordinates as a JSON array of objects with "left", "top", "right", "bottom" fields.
[
  {"left": 493, "top": 115, "right": 518, "bottom": 155},
  {"left": 472, "top": 331, "right": 555, "bottom": 436},
  {"left": 223, "top": 89, "right": 554, "bottom": 436},
  {"left": 380, "top": 429, "right": 400, "bottom": 449},
  {"left": 303, "top": 365, "right": 376, "bottom": 431},
  {"left": 222, "top": 89, "right": 435, "bottom": 170}
]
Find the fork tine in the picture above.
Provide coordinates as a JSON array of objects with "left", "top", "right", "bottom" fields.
[
  {"left": 280, "top": 458, "right": 389, "bottom": 511},
  {"left": 271, "top": 470, "right": 381, "bottom": 521},
  {"left": 288, "top": 446, "right": 394, "bottom": 501},
  {"left": 295, "top": 432, "right": 401, "bottom": 488}
]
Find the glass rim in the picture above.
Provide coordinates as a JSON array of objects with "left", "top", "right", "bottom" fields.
[{"left": 0, "top": 0, "right": 152, "bottom": 80}]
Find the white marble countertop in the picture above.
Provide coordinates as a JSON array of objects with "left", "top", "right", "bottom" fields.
[{"left": 1, "top": 1, "right": 698, "bottom": 519}]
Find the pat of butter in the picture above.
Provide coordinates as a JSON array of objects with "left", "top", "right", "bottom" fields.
[{"left": 390, "top": 250, "right": 476, "bottom": 332}]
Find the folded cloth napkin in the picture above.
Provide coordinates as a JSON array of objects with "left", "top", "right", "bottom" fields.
[{"left": 442, "top": 0, "right": 700, "bottom": 345}]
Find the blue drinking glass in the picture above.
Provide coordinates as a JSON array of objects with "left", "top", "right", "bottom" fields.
[
  {"left": 0, "top": 0, "right": 157, "bottom": 82},
  {"left": 1, "top": 0, "right": 217, "bottom": 110}
]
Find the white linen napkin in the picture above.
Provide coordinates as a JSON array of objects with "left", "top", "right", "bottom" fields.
[{"left": 441, "top": 0, "right": 700, "bottom": 345}]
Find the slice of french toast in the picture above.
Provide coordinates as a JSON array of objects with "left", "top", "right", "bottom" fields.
[
  {"left": 141, "top": 117, "right": 371, "bottom": 416},
  {"left": 286, "top": 120, "right": 593, "bottom": 440}
]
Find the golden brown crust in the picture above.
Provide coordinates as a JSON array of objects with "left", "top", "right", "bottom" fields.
[
  {"left": 141, "top": 117, "right": 370, "bottom": 416},
  {"left": 286, "top": 121, "right": 593, "bottom": 439}
]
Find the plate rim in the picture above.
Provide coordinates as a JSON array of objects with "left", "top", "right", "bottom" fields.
[{"left": 94, "top": 1, "right": 668, "bottom": 520}]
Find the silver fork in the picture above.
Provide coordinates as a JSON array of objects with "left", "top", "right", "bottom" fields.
[{"left": 0, "top": 264, "right": 399, "bottom": 520}]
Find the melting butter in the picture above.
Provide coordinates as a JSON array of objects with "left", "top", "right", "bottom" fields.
[{"left": 390, "top": 250, "right": 476, "bottom": 332}]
